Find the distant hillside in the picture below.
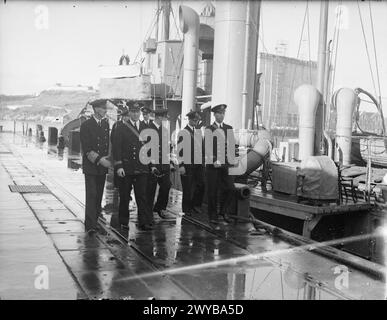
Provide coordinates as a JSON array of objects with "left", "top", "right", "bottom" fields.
[
  {"left": 0, "top": 89, "right": 99, "bottom": 122},
  {"left": 0, "top": 94, "right": 35, "bottom": 102}
]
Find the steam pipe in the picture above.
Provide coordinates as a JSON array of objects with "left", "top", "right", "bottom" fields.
[
  {"left": 334, "top": 88, "right": 357, "bottom": 165},
  {"left": 230, "top": 138, "right": 271, "bottom": 176},
  {"left": 323, "top": 130, "right": 333, "bottom": 160},
  {"left": 179, "top": 5, "right": 199, "bottom": 127},
  {"left": 294, "top": 84, "right": 320, "bottom": 161},
  {"left": 314, "top": 0, "right": 329, "bottom": 155},
  {"left": 241, "top": 1, "right": 252, "bottom": 130}
]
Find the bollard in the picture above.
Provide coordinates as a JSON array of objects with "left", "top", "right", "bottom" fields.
[
  {"left": 57, "top": 135, "right": 65, "bottom": 149},
  {"left": 233, "top": 183, "right": 251, "bottom": 219},
  {"left": 48, "top": 127, "right": 58, "bottom": 145},
  {"left": 69, "top": 130, "right": 81, "bottom": 154},
  {"left": 36, "top": 124, "right": 43, "bottom": 138},
  {"left": 39, "top": 131, "right": 46, "bottom": 143},
  {"left": 227, "top": 183, "right": 255, "bottom": 232}
]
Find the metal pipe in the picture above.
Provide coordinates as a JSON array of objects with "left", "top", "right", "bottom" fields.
[
  {"left": 162, "top": 0, "right": 170, "bottom": 41},
  {"left": 294, "top": 84, "right": 320, "bottom": 160},
  {"left": 334, "top": 88, "right": 357, "bottom": 165},
  {"left": 324, "top": 40, "right": 333, "bottom": 127},
  {"left": 241, "top": 1, "right": 252, "bottom": 130},
  {"left": 229, "top": 138, "right": 271, "bottom": 176},
  {"left": 323, "top": 130, "right": 333, "bottom": 160},
  {"left": 366, "top": 138, "right": 372, "bottom": 203},
  {"left": 179, "top": 5, "right": 200, "bottom": 128},
  {"left": 156, "top": 0, "right": 160, "bottom": 41},
  {"left": 314, "top": 1, "right": 329, "bottom": 155}
]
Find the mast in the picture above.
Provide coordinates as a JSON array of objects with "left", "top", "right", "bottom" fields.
[
  {"left": 242, "top": 0, "right": 261, "bottom": 130},
  {"left": 155, "top": 0, "right": 160, "bottom": 41},
  {"left": 314, "top": 0, "right": 329, "bottom": 155},
  {"left": 162, "top": 0, "right": 171, "bottom": 41}
]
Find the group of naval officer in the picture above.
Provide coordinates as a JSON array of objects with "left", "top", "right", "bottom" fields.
[{"left": 80, "top": 98, "right": 236, "bottom": 234}]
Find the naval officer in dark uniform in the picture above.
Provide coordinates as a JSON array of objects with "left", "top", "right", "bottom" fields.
[
  {"left": 178, "top": 110, "right": 204, "bottom": 215},
  {"left": 147, "top": 108, "right": 172, "bottom": 219},
  {"left": 112, "top": 102, "right": 153, "bottom": 231},
  {"left": 141, "top": 105, "right": 154, "bottom": 127},
  {"left": 204, "top": 104, "right": 236, "bottom": 229},
  {"left": 80, "top": 99, "right": 111, "bottom": 234}
]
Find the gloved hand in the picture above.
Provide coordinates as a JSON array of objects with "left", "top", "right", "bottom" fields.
[
  {"left": 151, "top": 167, "right": 161, "bottom": 176},
  {"left": 117, "top": 168, "right": 125, "bottom": 178},
  {"left": 99, "top": 156, "right": 112, "bottom": 168},
  {"left": 178, "top": 166, "right": 186, "bottom": 175},
  {"left": 214, "top": 160, "right": 222, "bottom": 168}
]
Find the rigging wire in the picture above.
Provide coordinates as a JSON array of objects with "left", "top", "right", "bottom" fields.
[
  {"left": 306, "top": 1, "right": 312, "bottom": 84},
  {"left": 168, "top": 5, "right": 185, "bottom": 97},
  {"left": 170, "top": 5, "right": 182, "bottom": 41},
  {"left": 356, "top": 0, "right": 379, "bottom": 101},
  {"left": 325, "top": 0, "right": 342, "bottom": 130},
  {"left": 280, "top": 1, "right": 309, "bottom": 142},
  {"left": 133, "top": 7, "right": 162, "bottom": 64},
  {"left": 368, "top": 0, "right": 383, "bottom": 109},
  {"left": 329, "top": 0, "right": 342, "bottom": 97}
]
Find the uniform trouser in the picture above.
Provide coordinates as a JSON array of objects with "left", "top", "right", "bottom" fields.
[
  {"left": 84, "top": 174, "right": 106, "bottom": 231},
  {"left": 206, "top": 166, "right": 235, "bottom": 222},
  {"left": 117, "top": 175, "right": 130, "bottom": 225},
  {"left": 118, "top": 173, "right": 152, "bottom": 227},
  {"left": 192, "top": 166, "right": 205, "bottom": 207},
  {"left": 181, "top": 165, "right": 204, "bottom": 213},
  {"left": 147, "top": 170, "right": 171, "bottom": 212}
]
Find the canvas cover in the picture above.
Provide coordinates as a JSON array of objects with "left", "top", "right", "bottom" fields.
[
  {"left": 297, "top": 156, "right": 338, "bottom": 200},
  {"left": 99, "top": 74, "right": 151, "bottom": 100},
  {"left": 271, "top": 162, "right": 299, "bottom": 195}
]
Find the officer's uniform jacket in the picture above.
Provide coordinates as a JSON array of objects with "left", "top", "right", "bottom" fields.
[
  {"left": 178, "top": 124, "right": 204, "bottom": 169},
  {"left": 80, "top": 116, "right": 110, "bottom": 175},
  {"left": 148, "top": 121, "right": 172, "bottom": 172},
  {"left": 112, "top": 119, "right": 149, "bottom": 175},
  {"left": 110, "top": 119, "right": 121, "bottom": 145},
  {"left": 141, "top": 119, "right": 153, "bottom": 128},
  {"left": 204, "top": 122, "right": 236, "bottom": 168}
]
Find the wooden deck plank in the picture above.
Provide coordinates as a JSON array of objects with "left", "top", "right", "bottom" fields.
[{"left": 250, "top": 188, "right": 372, "bottom": 219}]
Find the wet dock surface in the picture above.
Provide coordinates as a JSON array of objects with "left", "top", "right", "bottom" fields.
[{"left": 0, "top": 132, "right": 386, "bottom": 300}]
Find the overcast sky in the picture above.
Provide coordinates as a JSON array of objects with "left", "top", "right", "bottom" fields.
[{"left": 0, "top": 0, "right": 386, "bottom": 108}]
